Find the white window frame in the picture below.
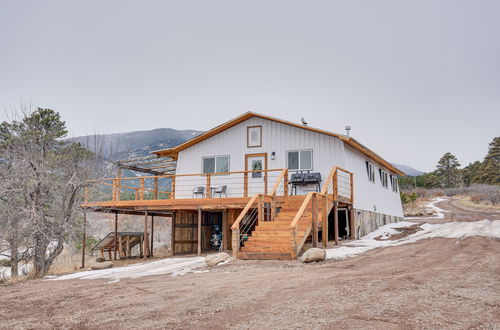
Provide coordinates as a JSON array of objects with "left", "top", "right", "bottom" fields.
[
  {"left": 390, "top": 175, "right": 398, "bottom": 192},
  {"left": 202, "top": 155, "right": 230, "bottom": 174},
  {"left": 366, "top": 161, "right": 376, "bottom": 183},
  {"left": 379, "top": 169, "right": 389, "bottom": 189},
  {"left": 286, "top": 149, "right": 313, "bottom": 171}
]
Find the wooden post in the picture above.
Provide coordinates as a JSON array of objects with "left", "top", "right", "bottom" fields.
[
  {"left": 206, "top": 175, "right": 211, "bottom": 198},
  {"left": 258, "top": 195, "right": 263, "bottom": 224},
  {"left": 171, "top": 176, "right": 176, "bottom": 199},
  {"left": 140, "top": 178, "right": 145, "bottom": 200},
  {"left": 80, "top": 210, "right": 87, "bottom": 268},
  {"left": 118, "top": 234, "right": 123, "bottom": 259},
  {"left": 334, "top": 201, "right": 339, "bottom": 245},
  {"left": 197, "top": 208, "right": 202, "bottom": 255},
  {"left": 100, "top": 248, "right": 104, "bottom": 259},
  {"left": 114, "top": 212, "right": 118, "bottom": 260},
  {"left": 244, "top": 172, "right": 248, "bottom": 197},
  {"left": 333, "top": 171, "right": 338, "bottom": 200},
  {"left": 312, "top": 193, "right": 318, "bottom": 248},
  {"left": 139, "top": 234, "right": 143, "bottom": 257},
  {"left": 222, "top": 209, "right": 228, "bottom": 250},
  {"left": 143, "top": 209, "right": 149, "bottom": 257},
  {"left": 284, "top": 169, "right": 289, "bottom": 196},
  {"left": 112, "top": 179, "right": 117, "bottom": 201},
  {"left": 322, "top": 195, "right": 328, "bottom": 248},
  {"left": 349, "top": 206, "right": 355, "bottom": 240},
  {"left": 126, "top": 235, "right": 131, "bottom": 258},
  {"left": 171, "top": 212, "right": 176, "bottom": 255},
  {"left": 108, "top": 249, "right": 112, "bottom": 260},
  {"left": 150, "top": 215, "right": 154, "bottom": 257},
  {"left": 264, "top": 171, "right": 268, "bottom": 194},
  {"left": 116, "top": 168, "right": 122, "bottom": 201},
  {"left": 154, "top": 177, "right": 159, "bottom": 199}
]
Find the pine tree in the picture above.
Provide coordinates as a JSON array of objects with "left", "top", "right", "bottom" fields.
[
  {"left": 436, "top": 152, "right": 461, "bottom": 188},
  {"left": 476, "top": 137, "right": 500, "bottom": 185},
  {"left": 462, "top": 161, "right": 482, "bottom": 186}
]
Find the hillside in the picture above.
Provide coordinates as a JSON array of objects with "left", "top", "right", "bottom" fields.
[
  {"left": 70, "top": 128, "right": 203, "bottom": 160},
  {"left": 391, "top": 163, "right": 425, "bottom": 177}
]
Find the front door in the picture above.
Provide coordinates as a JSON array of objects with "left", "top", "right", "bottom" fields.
[{"left": 245, "top": 153, "right": 268, "bottom": 196}]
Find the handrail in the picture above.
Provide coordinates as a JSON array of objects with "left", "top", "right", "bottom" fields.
[
  {"left": 320, "top": 166, "right": 338, "bottom": 195},
  {"left": 270, "top": 169, "right": 288, "bottom": 196},
  {"left": 231, "top": 194, "right": 259, "bottom": 231},
  {"left": 289, "top": 192, "right": 315, "bottom": 229}
]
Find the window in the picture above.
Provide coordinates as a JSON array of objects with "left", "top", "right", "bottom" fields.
[
  {"left": 202, "top": 156, "right": 229, "bottom": 174},
  {"left": 287, "top": 150, "right": 312, "bottom": 171},
  {"left": 366, "top": 161, "right": 375, "bottom": 183},
  {"left": 379, "top": 169, "right": 388, "bottom": 188},
  {"left": 390, "top": 175, "right": 398, "bottom": 192}
]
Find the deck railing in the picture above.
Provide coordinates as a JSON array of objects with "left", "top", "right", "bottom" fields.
[{"left": 83, "top": 169, "right": 288, "bottom": 204}]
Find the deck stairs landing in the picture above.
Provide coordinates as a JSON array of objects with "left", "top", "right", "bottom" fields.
[{"left": 235, "top": 195, "right": 329, "bottom": 260}]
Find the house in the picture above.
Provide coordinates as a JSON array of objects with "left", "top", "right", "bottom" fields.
[{"left": 83, "top": 112, "right": 405, "bottom": 261}]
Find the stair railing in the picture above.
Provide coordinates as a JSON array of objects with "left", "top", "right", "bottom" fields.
[
  {"left": 270, "top": 169, "right": 289, "bottom": 196},
  {"left": 231, "top": 194, "right": 259, "bottom": 257}
]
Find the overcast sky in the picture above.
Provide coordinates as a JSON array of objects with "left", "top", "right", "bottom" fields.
[{"left": 1, "top": 1, "right": 498, "bottom": 172}]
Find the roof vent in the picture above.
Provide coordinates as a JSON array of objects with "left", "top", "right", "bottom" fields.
[{"left": 345, "top": 125, "right": 351, "bottom": 137}]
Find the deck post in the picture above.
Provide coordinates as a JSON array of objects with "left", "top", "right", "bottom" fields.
[
  {"left": 118, "top": 234, "right": 123, "bottom": 259},
  {"left": 114, "top": 212, "right": 118, "bottom": 260},
  {"left": 150, "top": 215, "right": 154, "bottom": 257},
  {"left": 154, "top": 177, "right": 159, "bottom": 199},
  {"left": 80, "top": 210, "right": 87, "bottom": 268},
  {"left": 126, "top": 235, "right": 131, "bottom": 258},
  {"left": 322, "top": 196, "right": 328, "bottom": 248},
  {"left": 349, "top": 206, "right": 355, "bottom": 240},
  {"left": 284, "top": 169, "right": 289, "bottom": 196},
  {"left": 312, "top": 193, "right": 318, "bottom": 247},
  {"left": 334, "top": 201, "right": 339, "bottom": 245},
  {"left": 139, "top": 234, "right": 143, "bottom": 257},
  {"left": 171, "top": 211, "right": 176, "bottom": 255},
  {"left": 197, "top": 208, "right": 202, "bottom": 255},
  {"left": 205, "top": 175, "right": 211, "bottom": 198},
  {"left": 116, "top": 168, "right": 122, "bottom": 201},
  {"left": 222, "top": 209, "right": 228, "bottom": 250},
  {"left": 143, "top": 209, "right": 149, "bottom": 258}
]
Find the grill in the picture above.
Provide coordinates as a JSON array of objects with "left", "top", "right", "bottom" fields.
[{"left": 290, "top": 171, "right": 322, "bottom": 195}]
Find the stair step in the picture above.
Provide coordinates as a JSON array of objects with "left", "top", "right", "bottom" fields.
[
  {"left": 252, "top": 231, "right": 292, "bottom": 237},
  {"left": 236, "top": 251, "right": 293, "bottom": 260},
  {"left": 241, "top": 246, "right": 292, "bottom": 253}
]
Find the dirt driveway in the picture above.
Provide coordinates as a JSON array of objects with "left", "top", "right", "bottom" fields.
[{"left": 1, "top": 200, "right": 499, "bottom": 329}]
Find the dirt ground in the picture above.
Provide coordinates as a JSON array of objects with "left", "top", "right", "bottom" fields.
[{"left": 1, "top": 200, "right": 499, "bottom": 329}]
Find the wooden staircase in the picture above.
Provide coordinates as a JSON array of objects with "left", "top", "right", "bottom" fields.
[
  {"left": 236, "top": 195, "right": 328, "bottom": 260},
  {"left": 231, "top": 165, "right": 353, "bottom": 260}
]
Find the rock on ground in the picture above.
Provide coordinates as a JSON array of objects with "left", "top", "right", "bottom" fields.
[
  {"left": 300, "top": 248, "right": 326, "bottom": 263},
  {"left": 205, "top": 252, "right": 230, "bottom": 267},
  {"left": 91, "top": 261, "right": 113, "bottom": 270}
]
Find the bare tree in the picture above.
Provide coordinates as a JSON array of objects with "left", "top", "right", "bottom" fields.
[{"left": 0, "top": 106, "right": 110, "bottom": 277}]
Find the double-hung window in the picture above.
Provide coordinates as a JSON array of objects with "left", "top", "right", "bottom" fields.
[
  {"left": 287, "top": 150, "right": 312, "bottom": 171},
  {"left": 379, "top": 169, "right": 389, "bottom": 188},
  {"left": 390, "top": 175, "right": 398, "bottom": 192},
  {"left": 202, "top": 156, "right": 230, "bottom": 174},
  {"left": 366, "top": 161, "right": 376, "bottom": 183}
]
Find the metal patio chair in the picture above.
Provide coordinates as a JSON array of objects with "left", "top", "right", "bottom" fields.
[
  {"left": 192, "top": 186, "right": 205, "bottom": 198},
  {"left": 213, "top": 185, "right": 227, "bottom": 198}
]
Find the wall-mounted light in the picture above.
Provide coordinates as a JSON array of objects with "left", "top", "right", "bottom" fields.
[{"left": 271, "top": 151, "right": 276, "bottom": 160}]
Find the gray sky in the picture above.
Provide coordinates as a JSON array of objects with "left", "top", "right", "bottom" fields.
[{"left": 1, "top": 0, "right": 499, "bottom": 172}]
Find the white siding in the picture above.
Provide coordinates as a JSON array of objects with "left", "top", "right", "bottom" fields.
[{"left": 174, "top": 117, "right": 403, "bottom": 217}]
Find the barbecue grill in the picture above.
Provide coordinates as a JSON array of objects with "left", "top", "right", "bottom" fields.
[{"left": 290, "top": 171, "right": 322, "bottom": 195}]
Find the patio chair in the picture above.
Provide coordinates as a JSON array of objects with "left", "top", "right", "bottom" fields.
[
  {"left": 192, "top": 186, "right": 205, "bottom": 198},
  {"left": 213, "top": 185, "right": 227, "bottom": 198}
]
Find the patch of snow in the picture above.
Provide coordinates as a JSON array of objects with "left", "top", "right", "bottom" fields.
[
  {"left": 326, "top": 219, "right": 500, "bottom": 260},
  {"left": 405, "top": 197, "right": 450, "bottom": 220},
  {"left": 49, "top": 256, "right": 207, "bottom": 283}
]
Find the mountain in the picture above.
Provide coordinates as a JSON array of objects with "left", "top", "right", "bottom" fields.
[
  {"left": 391, "top": 163, "right": 425, "bottom": 177},
  {"left": 70, "top": 128, "right": 203, "bottom": 160}
]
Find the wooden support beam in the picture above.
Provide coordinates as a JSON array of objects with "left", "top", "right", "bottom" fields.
[
  {"left": 114, "top": 212, "right": 118, "bottom": 260},
  {"left": 108, "top": 249, "right": 112, "bottom": 260},
  {"left": 143, "top": 209, "right": 149, "bottom": 258},
  {"left": 154, "top": 177, "right": 159, "bottom": 199},
  {"left": 140, "top": 178, "right": 145, "bottom": 200},
  {"left": 197, "top": 208, "right": 202, "bottom": 255},
  {"left": 222, "top": 209, "right": 228, "bottom": 250},
  {"left": 116, "top": 168, "right": 122, "bottom": 201},
  {"left": 81, "top": 210, "right": 87, "bottom": 268},
  {"left": 150, "top": 215, "right": 154, "bottom": 257},
  {"left": 205, "top": 175, "right": 211, "bottom": 198},
  {"left": 126, "top": 235, "right": 131, "bottom": 258},
  {"left": 100, "top": 248, "right": 104, "bottom": 259},
  {"left": 334, "top": 202, "right": 339, "bottom": 245},
  {"left": 171, "top": 211, "right": 176, "bottom": 255},
  {"left": 322, "top": 196, "right": 328, "bottom": 248},
  {"left": 118, "top": 234, "right": 123, "bottom": 259},
  {"left": 312, "top": 193, "right": 318, "bottom": 248},
  {"left": 139, "top": 234, "right": 143, "bottom": 257},
  {"left": 349, "top": 206, "right": 355, "bottom": 240}
]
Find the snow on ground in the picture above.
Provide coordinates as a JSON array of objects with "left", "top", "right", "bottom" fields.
[
  {"left": 405, "top": 197, "right": 449, "bottom": 219},
  {"left": 49, "top": 256, "right": 208, "bottom": 283},
  {"left": 326, "top": 219, "right": 500, "bottom": 260}
]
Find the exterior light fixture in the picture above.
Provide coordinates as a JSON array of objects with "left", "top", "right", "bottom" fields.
[{"left": 271, "top": 151, "right": 276, "bottom": 160}]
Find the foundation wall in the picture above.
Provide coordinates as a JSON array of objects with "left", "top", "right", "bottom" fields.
[{"left": 354, "top": 209, "right": 403, "bottom": 239}]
